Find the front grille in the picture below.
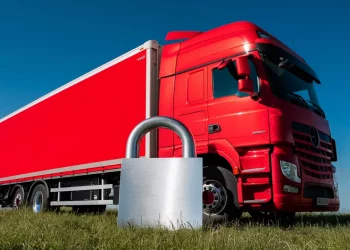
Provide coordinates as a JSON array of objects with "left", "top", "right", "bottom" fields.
[
  {"left": 292, "top": 122, "right": 333, "bottom": 180},
  {"left": 304, "top": 185, "right": 334, "bottom": 199}
]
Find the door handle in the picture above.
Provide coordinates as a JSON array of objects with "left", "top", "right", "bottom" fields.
[{"left": 209, "top": 124, "right": 221, "bottom": 134}]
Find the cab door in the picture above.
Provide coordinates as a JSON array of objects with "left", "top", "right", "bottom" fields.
[
  {"left": 173, "top": 67, "right": 209, "bottom": 156},
  {"left": 207, "top": 54, "right": 270, "bottom": 149}
]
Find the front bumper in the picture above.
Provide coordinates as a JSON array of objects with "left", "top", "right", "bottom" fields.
[
  {"left": 271, "top": 146, "right": 340, "bottom": 212},
  {"left": 273, "top": 181, "right": 340, "bottom": 212}
]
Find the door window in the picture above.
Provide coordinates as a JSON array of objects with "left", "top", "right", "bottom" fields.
[{"left": 212, "top": 58, "right": 259, "bottom": 99}]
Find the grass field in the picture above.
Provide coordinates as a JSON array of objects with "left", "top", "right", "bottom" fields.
[{"left": 1, "top": 208, "right": 349, "bottom": 250}]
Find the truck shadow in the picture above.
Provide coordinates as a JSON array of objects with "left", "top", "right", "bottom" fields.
[
  {"left": 232, "top": 212, "right": 350, "bottom": 229},
  {"left": 61, "top": 208, "right": 350, "bottom": 229}
]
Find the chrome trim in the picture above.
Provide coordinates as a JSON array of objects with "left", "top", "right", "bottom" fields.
[
  {"left": 241, "top": 168, "right": 265, "bottom": 173},
  {"left": 50, "top": 200, "right": 114, "bottom": 206},
  {"left": 0, "top": 159, "right": 122, "bottom": 182},
  {"left": 310, "top": 126, "right": 320, "bottom": 148},
  {"left": 50, "top": 184, "right": 113, "bottom": 192},
  {"left": 243, "top": 199, "right": 268, "bottom": 203}
]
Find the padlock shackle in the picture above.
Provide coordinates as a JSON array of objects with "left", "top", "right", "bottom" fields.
[{"left": 126, "top": 116, "right": 196, "bottom": 158}]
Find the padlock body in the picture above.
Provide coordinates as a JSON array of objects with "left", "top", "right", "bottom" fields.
[{"left": 118, "top": 157, "right": 203, "bottom": 229}]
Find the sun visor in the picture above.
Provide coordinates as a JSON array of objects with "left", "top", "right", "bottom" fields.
[{"left": 256, "top": 42, "right": 321, "bottom": 84}]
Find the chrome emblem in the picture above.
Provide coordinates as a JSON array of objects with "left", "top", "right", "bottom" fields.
[{"left": 310, "top": 127, "right": 320, "bottom": 147}]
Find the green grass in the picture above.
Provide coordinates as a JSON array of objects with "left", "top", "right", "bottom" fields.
[{"left": 1, "top": 208, "right": 349, "bottom": 250}]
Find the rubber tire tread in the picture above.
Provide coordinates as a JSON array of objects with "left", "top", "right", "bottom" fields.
[
  {"left": 30, "top": 184, "right": 49, "bottom": 212},
  {"left": 12, "top": 187, "right": 25, "bottom": 208},
  {"left": 203, "top": 166, "right": 242, "bottom": 225}
]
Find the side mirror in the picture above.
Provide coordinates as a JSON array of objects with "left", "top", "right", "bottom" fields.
[
  {"left": 236, "top": 55, "right": 250, "bottom": 77},
  {"left": 237, "top": 55, "right": 254, "bottom": 94},
  {"left": 238, "top": 79, "right": 254, "bottom": 93}
]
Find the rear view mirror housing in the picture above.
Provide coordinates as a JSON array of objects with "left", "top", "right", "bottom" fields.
[
  {"left": 238, "top": 79, "right": 254, "bottom": 93},
  {"left": 237, "top": 55, "right": 254, "bottom": 95},
  {"left": 236, "top": 55, "right": 250, "bottom": 77},
  {"left": 217, "top": 55, "right": 257, "bottom": 98}
]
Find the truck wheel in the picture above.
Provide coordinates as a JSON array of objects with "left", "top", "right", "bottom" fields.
[
  {"left": 12, "top": 187, "right": 25, "bottom": 209},
  {"left": 30, "top": 184, "right": 49, "bottom": 213},
  {"left": 202, "top": 166, "right": 242, "bottom": 225}
]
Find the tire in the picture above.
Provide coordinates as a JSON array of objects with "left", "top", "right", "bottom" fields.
[
  {"left": 202, "top": 166, "right": 242, "bottom": 225},
  {"left": 30, "top": 184, "right": 49, "bottom": 213},
  {"left": 12, "top": 187, "right": 25, "bottom": 209}
]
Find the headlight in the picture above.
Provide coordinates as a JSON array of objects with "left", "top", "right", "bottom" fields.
[{"left": 280, "top": 160, "right": 301, "bottom": 183}]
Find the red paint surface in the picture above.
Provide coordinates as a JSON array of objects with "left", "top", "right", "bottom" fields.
[
  {"left": 158, "top": 21, "right": 339, "bottom": 212},
  {"left": 0, "top": 20, "right": 339, "bottom": 212},
  {"left": 0, "top": 50, "right": 147, "bottom": 182}
]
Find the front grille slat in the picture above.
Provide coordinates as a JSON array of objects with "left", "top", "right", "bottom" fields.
[
  {"left": 303, "top": 169, "right": 332, "bottom": 180},
  {"left": 295, "top": 147, "right": 332, "bottom": 161},
  {"left": 302, "top": 166, "right": 332, "bottom": 176},
  {"left": 297, "top": 156, "right": 331, "bottom": 168},
  {"left": 292, "top": 122, "right": 333, "bottom": 180},
  {"left": 294, "top": 138, "right": 332, "bottom": 153}
]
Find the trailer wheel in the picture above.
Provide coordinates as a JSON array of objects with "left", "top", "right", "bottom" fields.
[
  {"left": 12, "top": 187, "right": 25, "bottom": 209},
  {"left": 30, "top": 184, "right": 49, "bottom": 213},
  {"left": 202, "top": 166, "right": 242, "bottom": 225}
]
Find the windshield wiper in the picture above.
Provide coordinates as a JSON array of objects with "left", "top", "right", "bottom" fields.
[
  {"left": 285, "top": 92, "right": 308, "bottom": 108},
  {"left": 307, "top": 100, "right": 325, "bottom": 118},
  {"left": 285, "top": 92, "right": 325, "bottom": 117}
]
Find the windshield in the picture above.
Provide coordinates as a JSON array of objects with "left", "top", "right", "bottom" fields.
[
  {"left": 261, "top": 53, "right": 326, "bottom": 118},
  {"left": 263, "top": 55, "right": 320, "bottom": 106}
]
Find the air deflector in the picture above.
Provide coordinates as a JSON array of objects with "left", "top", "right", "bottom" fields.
[
  {"left": 257, "top": 42, "right": 321, "bottom": 84},
  {"left": 165, "top": 31, "right": 202, "bottom": 41}
]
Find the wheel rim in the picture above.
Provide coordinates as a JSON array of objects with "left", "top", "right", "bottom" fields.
[
  {"left": 32, "top": 191, "right": 43, "bottom": 213},
  {"left": 13, "top": 193, "right": 22, "bottom": 208},
  {"left": 202, "top": 180, "right": 227, "bottom": 215}
]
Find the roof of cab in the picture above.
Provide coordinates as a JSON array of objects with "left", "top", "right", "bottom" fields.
[
  {"left": 159, "top": 21, "right": 306, "bottom": 77},
  {"left": 175, "top": 21, "right": 259, "bottom": 49},
  {"left": 160, "top": 21, "right": 260, "bottom": 77}
]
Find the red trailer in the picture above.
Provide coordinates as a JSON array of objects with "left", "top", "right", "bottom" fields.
[
  {"left": 0, "top": 40, "right": 160, "bottom": 212},
  {"left": 0, "top": 21, "right": 339, "bottom": 223}
]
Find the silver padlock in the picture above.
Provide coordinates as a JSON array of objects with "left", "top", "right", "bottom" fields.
[{"left": 117, "top": 116, "right": 203, "bottom": 230}]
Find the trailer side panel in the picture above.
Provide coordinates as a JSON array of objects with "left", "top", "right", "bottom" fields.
[{"left": 0, "top": 42, "right": 159, "bottom": 184}]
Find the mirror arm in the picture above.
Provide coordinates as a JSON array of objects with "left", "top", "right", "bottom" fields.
[{"left": 250, "top": 92, "right": 259, "bottom": 101}]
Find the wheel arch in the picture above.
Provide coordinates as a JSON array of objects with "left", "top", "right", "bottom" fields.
[
  {"left": 9, "top": 184, "right": 26, "bottom": 202},
  {"left": 26, "top": 180, "right": 49, "bottom": 203},
  {"left": 199, "top": 151, "right": 239, "bottom": 175}
]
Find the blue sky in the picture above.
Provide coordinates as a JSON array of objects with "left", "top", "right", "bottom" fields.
[{"left": 0, "top": 0, "right": 349, "bottom": 210}]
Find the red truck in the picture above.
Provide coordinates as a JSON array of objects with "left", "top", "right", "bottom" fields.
[{"left": 0, "top": 21, "right": 339, "bottom": 223}]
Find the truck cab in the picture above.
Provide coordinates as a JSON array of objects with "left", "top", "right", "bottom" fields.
[{"left": 158, "top": 21, "right": 339, "bottom": 223}]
